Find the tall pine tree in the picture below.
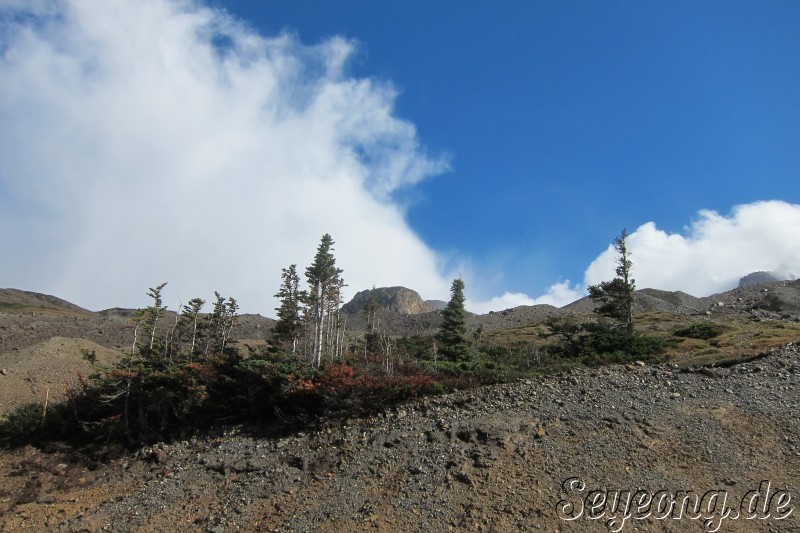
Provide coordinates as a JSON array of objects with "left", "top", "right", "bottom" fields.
[
  {"left": 272, "top": 264, "right": 304, "bottom": 354},
  {"left": 305, "top": 234, "right": 344, "bottom": 367},
  {"left": 179, "top": 297, "right": 205, "bottom": 359},
  {"left": 136, "top": 282, "right": 167, "bottom": 360},
  {"left": 435, "top": 278, "right": 473, "bottom": 362},
  {"left": 588, "top": 228, "right": 635, "bottom": 334}
]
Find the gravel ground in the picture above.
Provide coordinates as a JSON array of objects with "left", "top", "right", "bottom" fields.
[{"left": 2, "top": 342, "right": 798, "bottom": 532}]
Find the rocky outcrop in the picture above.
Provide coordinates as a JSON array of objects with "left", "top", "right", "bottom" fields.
[
  {"left": 738, "top": 271, "right": 788, "bottom": 288},
  {"left": 342, "top": 287, "right": 434, "bottom": 315}
]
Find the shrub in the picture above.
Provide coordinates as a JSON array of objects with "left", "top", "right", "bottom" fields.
[
  {"left": 550, "top": 322, "right": 671, "bottom": 366},
  {"left": 673, "top": 322, "right": 723, "bottom": 340},
  {"left": 311, "top": 361, "right": 446, "bottom": 415}
]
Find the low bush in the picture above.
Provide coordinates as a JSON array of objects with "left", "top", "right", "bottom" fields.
[
  {"left": 673, "top": 322, "right": 723, "bottom": 340},
  {"left": 0, "top": 349, "right": 465, "bottom": 448}
]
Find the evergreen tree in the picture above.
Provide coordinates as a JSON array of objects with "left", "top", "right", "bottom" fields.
[
  {"left": 137, "top": 282, "right": 167, "bottom": 359},
  {"left": 222, "top": 296, "right": 239, "bottom": 354},
  {"left": 180, "top": 297, "right": 205, "bottom": 357},
  {"left": 305, "top": 234, "right": 344, "bottom": 367},
  {"left": 272, "top": 264, "right": 304, "bottom": 354},
  {"left": 435, "top": 278, "right": 473, "bottom": 362},
  {"left": 588, "top": 229, "right": 635, "bottom": 334},
  {"left": 203, "top": 292, "right": 239, "bottom": 356}
]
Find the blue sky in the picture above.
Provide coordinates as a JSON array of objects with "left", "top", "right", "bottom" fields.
[
  {"left": 1, "top": 0, "right": 799, "bottom": 314},
  {"left": 218, "top": 1, "right": 799, "bottom": 288}
]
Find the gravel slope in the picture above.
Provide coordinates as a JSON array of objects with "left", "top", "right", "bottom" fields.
[{"left": 2, "top": 343, "right": 798, "bottom": 532}]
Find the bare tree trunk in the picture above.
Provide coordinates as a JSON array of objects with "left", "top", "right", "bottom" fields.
[
  {"left": 131, "top": 322, "right": 139, "bottom": 356},
  {"left": 325, "top": 304, "right": 334, "bottom": 363},
  {"left": 382, "top": 332, "right": 393, "bottom": 374},
  {"left": 167, "top": 311, "right": 179, "bottom": 361},
  {"left": 222, "top": 314, "right": 234, "bottom": 354},
  {"left": 337, "top": 314, "right": 347, "bottom": 361},
  {"left": 315, "top": 312, "right": 324, "bottom": 368},
  {"left": 313, "top": 282, "right": 324, "bottom": 367},
  {"left": 149, "top": 313, "right": 159, "bottom": 351},
  {"left": 190, "top": 316, "right": 198, "bottom": 354}
]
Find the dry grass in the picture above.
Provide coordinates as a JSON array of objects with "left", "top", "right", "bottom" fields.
[{"left": 481, "top": 311, "right": 800, "bottom": 367}]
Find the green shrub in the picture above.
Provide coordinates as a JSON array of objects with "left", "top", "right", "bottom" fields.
[
  {"left": 0, "top": 403, "right": 47, "bottom": 445},
  {"left": 673, "top": 322, "right": 723, "bottom": 340},
  {"left": 547, "top": 322, "right": 671, "bottom": 366}
]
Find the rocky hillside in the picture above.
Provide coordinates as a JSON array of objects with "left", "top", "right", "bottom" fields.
[
  {"left": 0, "top": 289, "right": 89, "bottom": 314},
  {"left": 1, "top": 342, "right": 798, "bottom": 531},
  {"left": 342, "top": 286, "right": 434, "bottom": 315},
  {"left": 425, "top": 299, "right": 447, "bottom": 311},
  {"left": 0, "top": 294, "right": 273, "bottom": 416}
]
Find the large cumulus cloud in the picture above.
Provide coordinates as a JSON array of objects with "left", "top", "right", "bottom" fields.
[{"left": 0, "top": 0, "right": 452, "bottom": 312}]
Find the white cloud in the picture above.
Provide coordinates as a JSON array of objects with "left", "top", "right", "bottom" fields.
[
  {"left": 468, "top": 281, "right": 584, "bottom": 315},
  {"left": 0, "top": 0, "right": 452, "bottom": 313},
  {"left": 473, "top": 200, "right": 800, "bottom": 314},
  {"left": 584, "top": 200, "right": 800, "bottom": 296}
]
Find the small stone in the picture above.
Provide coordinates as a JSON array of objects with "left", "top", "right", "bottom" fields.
[
  {"left": 37, "top": 495, "right": 55, "bottom": 505},
  {"left": 408, "top": 465, "right": 424, "bottom": 475},
  {"left": 0, "top": 369, "right": 7, "bottom": 375}
]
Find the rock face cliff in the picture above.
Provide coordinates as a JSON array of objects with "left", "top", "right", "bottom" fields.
[{"left": 342, "top": 287, "right": 434, "bottom": 315}]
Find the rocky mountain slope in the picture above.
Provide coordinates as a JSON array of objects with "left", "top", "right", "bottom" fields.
[
  {"left": 0, "top": 291, "right": 274, "bottom": 416},
  {"left": 0, "top": 289, "right": 90, "bottom": 314},
  {"left": 1, "top": 342, "right": 798, "bottom": 531}
]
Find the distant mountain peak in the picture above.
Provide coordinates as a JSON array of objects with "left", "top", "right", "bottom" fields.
[
  {"left": 738, "top": 271, "right": 792, "bottom": 288},
  {"left": 342, "top": 286, "right": 434, "bottom": 315}
]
